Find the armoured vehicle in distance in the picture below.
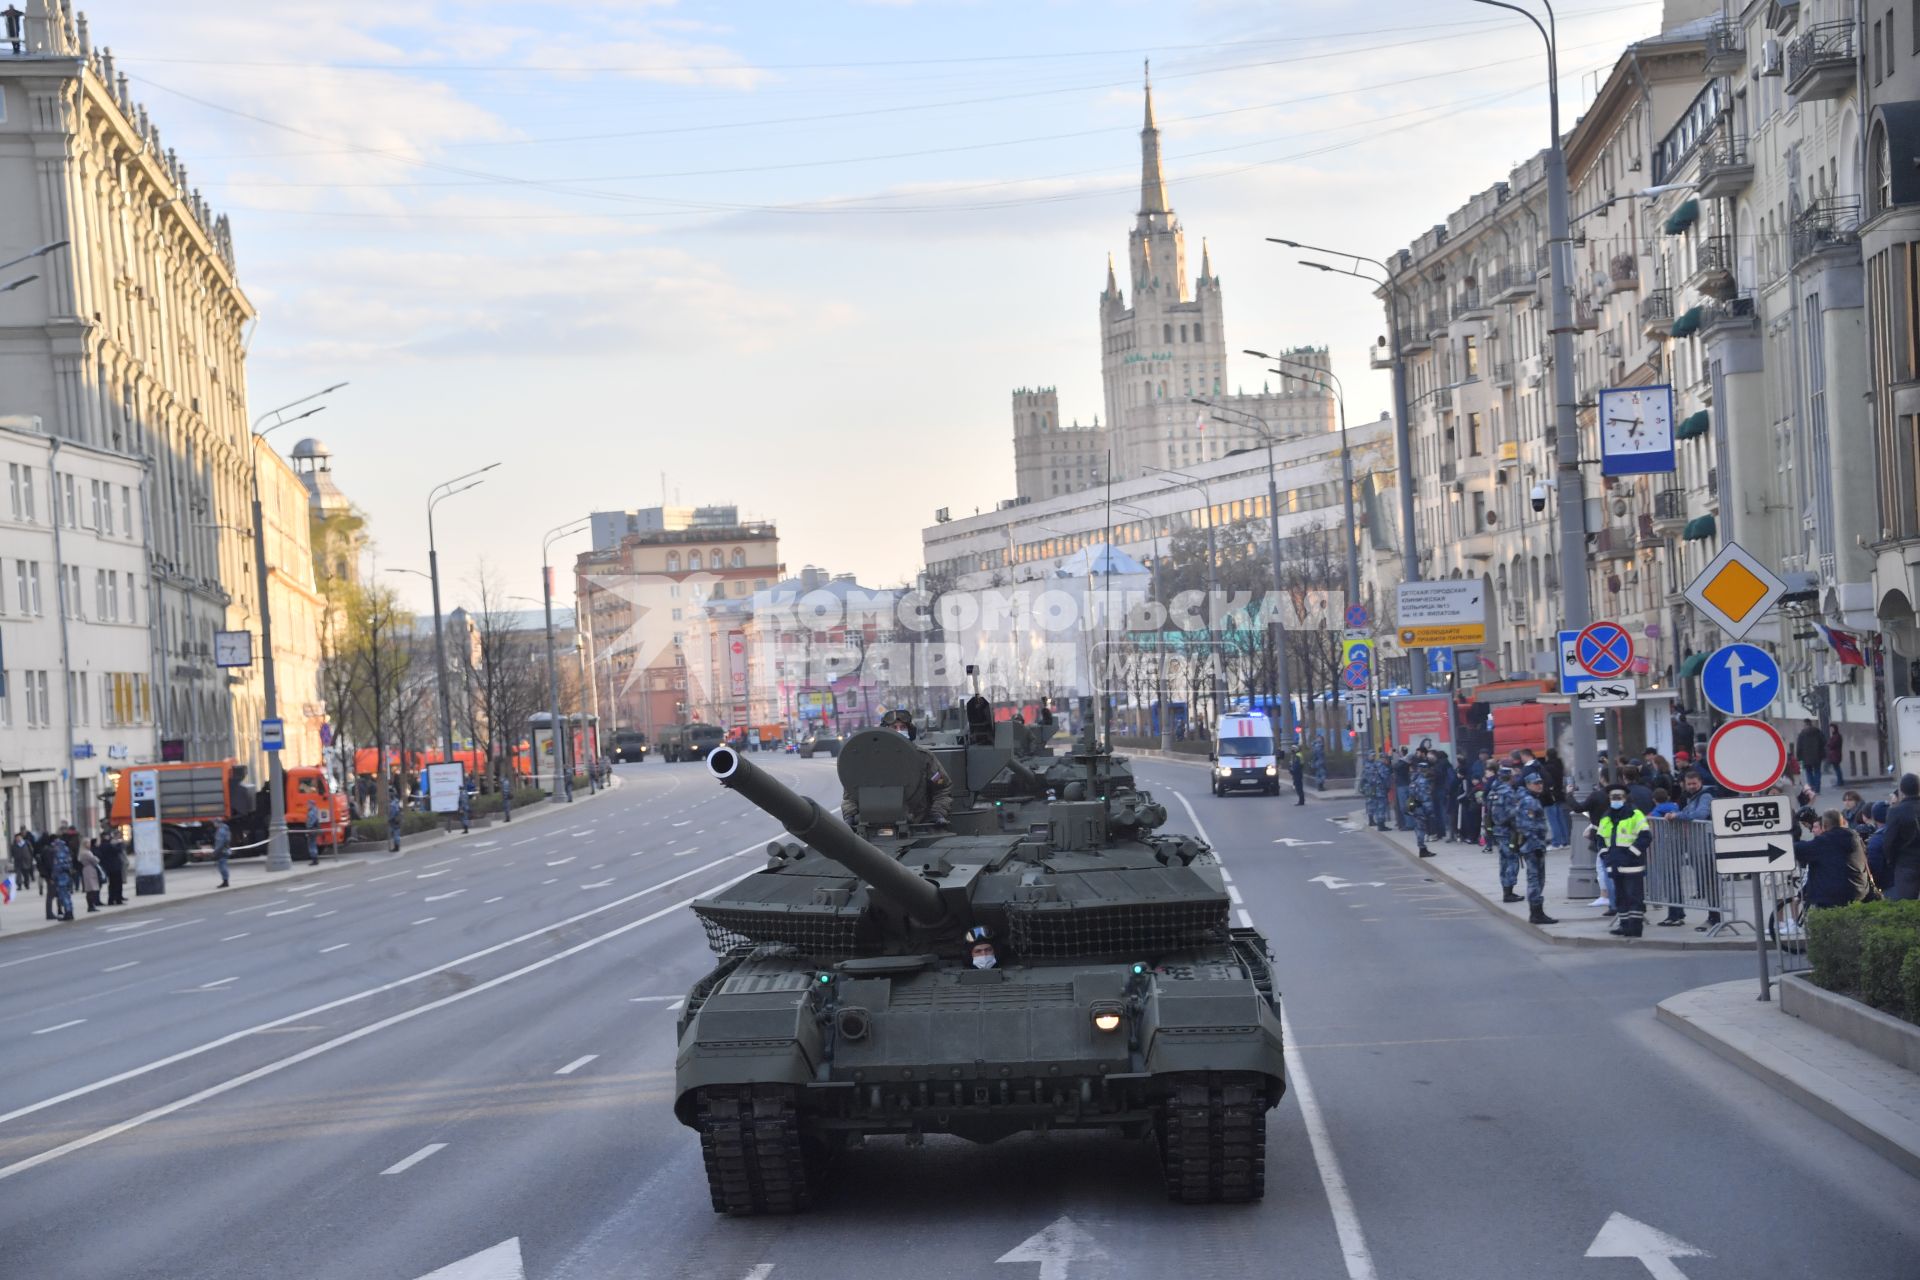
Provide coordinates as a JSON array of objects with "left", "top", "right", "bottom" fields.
[
  {"left": 657, "top": 723, "right": 725, "bottom": 763},
  {"left": 673, "top": 721, "right": 1287, "bottom": 1214}
]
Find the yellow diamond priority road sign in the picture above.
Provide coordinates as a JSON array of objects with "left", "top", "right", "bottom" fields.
[{"left": 1684, "top": 540, "right": 1787, "bottom": 641}]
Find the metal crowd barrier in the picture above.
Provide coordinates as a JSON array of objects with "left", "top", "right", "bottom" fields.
[{"left": 1644, "top": 820, "right": 1751, "bottom": 937}]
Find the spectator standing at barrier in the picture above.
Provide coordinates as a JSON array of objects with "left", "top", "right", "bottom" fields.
[
  {"left": 1595, "top": 785, "right": 1652, "bottom": 936},
  {"left": 1795, "top": 810, "right": 1877, "bottom": 909},
  {"left": 1795, "top": 720, "right": 1827, "bottom": 794},
  {"left": 1658, "top": 768, "right": 1721, "bottom": 927},
  {"left": 1882, "top": 773, "right": 1920, "bottom": 900}
]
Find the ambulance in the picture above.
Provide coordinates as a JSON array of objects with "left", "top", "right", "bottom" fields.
[{"left": 1211, "top": 710, "right": 1280, "bottom": 797}]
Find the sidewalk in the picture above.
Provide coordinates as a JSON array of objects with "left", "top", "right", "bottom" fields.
[
  {"left": 1658, "top": 978, "right": 1920, "bottom": 1178},
  {"left": 0, "top": 778, "right": 619, "bottom": 941},
  {"left": 1349, "top": 808, "right": 1749, "bottom": 951}
]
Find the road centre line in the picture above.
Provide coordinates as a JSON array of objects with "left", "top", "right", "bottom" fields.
[
  {"left": 320, "top": 944, "right": 350, "bottom": 954},
  {"left": 102, "top": 961, "right": 139, "bottom": 973},
  {"left": 484, "top": 897, "right": 503, "bottom": 904},
  {"left": 32, "top": 1020, "right": 85, "bottom": 1035},
  {"left": 1227, "top": 885, "right": 1244, "bottom": 904},
  {"left": 1237, "top": 908, "right": 1254, "bottom": 928},
  {"left": 221, "top": 933, "right": 250, "bottom": 942},
  {"left": 413, "top": 918, "right": 437, "bottom": 926},
  {"left": 101, "top": 919, "right": 159, "bottom": 934},
  {"left": 424, "top": 858, "right": 459, "bottom": 869},
  {"left": 200, "top": 977, "right": 239, "bottom": 990},
  {"left": 380, "top": 1143, "right": 447, "bottom": 1176},
  {"left": 424, "top": 890, "right": 465, "bottom": 903},
  {"left": 315, "top": 910, "right": 338, "bottom": 919},
  {"left": 416, "top": 870, "right": 450, "bottom": 880},
  {"left": 0, "top": 858, "right": 763, "bottom": 1182},
  {"left": 555, "top": 1055, "right": 597, "bottom": 1076},
  {"left": 266, "top": 903, "right": 313, "bottom": 917},
  {"left": 0, "top": 843, "right": 770, "bottom": 1135}
]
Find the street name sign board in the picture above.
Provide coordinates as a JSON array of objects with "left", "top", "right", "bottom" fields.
[
  {"left": 1574, "top": 620, "right": 1634, "bottom": 678},
  {"left": 1699, "top": 643, "right": 1782, "bottom": 718},
  {"left": 1705, "top": 717, "right": 1788, "bottom": 793},
  {"left": 1710, "top": 794, "right": 1789, "bottom": 839},
  {"left": 1574, "top": 680, "right": 1638, "bottom": 708},
  {"left": 1396, "top": 581, "right": 1486, "bottom": 647},
  {"left": 260, "top": 717, "right": 285, "bottom": 752},
  {"left": 1558, "top": 630, "right": 1599, "bottom": 696},
  {"left": 1685, "top": 541, "right": 1787, "bottom": 640}
]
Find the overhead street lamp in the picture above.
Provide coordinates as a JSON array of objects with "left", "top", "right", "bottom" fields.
[
  {"left": 1189, "top": 395, "right": 1295, "bottom": 740},
  {"left": 249, "top": 383, "right": 347, "bottom": 872},
  {"left": 0, "top": 239, "right": 68, "bottom": 274},
  {"left": 426, "top": 464, "right": 500, "bottom": 771},
  {"left": 1144, "top": 465, "right": 1223, "bottom": 723},
  {"left": 1242, "top": 351, "right": 1363, "bottom": 606},
  {"left": 542, "top": 519, "right": 591, "bottom": 802}
]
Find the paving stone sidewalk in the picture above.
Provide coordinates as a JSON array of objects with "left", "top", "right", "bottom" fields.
[{"left": 1659, "top": 978, "right": 1920, "bottom": 1179}]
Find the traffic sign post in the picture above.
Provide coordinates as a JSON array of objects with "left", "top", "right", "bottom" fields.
[
  {"left": 1699, "top": 643, "right": 1781, "bottom": 718},
  {"left": 1342, "top": 661, "right": 1370, "bottom": 692},
  {"left": 1574, "top": 620, "right": 1634, "bottom": 678},
  {"left": 1685, "top": 541, "right": 1788, "bottom": 641},
  {"left": 1344, "top": 603, "right": 1369, "bottom": 631},
  {"left": 1705, "top": 717, "right": 1788, "bottom": 794},
  {"left": 261, "top": 717, "right": 285, "bottom": 753},
  {"left": 1557, "top": 630, "right": 1599, "bottom": 697},
  {"left": 1574, "top": 680, "right": 1638, "bottom": 709}
]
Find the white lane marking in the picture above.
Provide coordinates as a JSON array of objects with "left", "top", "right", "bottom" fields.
[
  {"left": 581, "top": 879, "right": 614, "bottom": 890},
  {"left": 101, "top": 919, "right": 159, "bottom": 934},
  {"left": 0, "top": 844, "right": 768, "bottom": 1136},
  {"left": 672, "top": 821, "right": 690, "bottom": 827},
  {"left": 627, "top": 995, "right": 681, "bottom": 1003},
  {"left": 741, "top": 1267, "right": 774, "bottom": 1280},
  {"left": 512, "top": 837, "right": 537, "bottom": 846},
  {"left": 266, "top": 903, "right": 314, "bottom": 917},
  {"left": 424, "top": 858, "right": 459, "bottom": 869},
  {"left": 0, "top": 919, "right": 207, "bottom": 970},
  {"left": 408, "top": 1238, "right": 525, "bottom": 1280},
  {"left": 483, "top": 896, "right": 504, "bottom": 904},
  {"left": 227, "top": 899, "right": 288, "bottom": 915},
  {"left": 200, "top": 977, "right": 239, "bottom": 990},
  {"left": 368, "top": 870, "right": 410, "bottom": 883},
  {"left": 589, "top": 863, "right": 605, "bottom": 870},
  {"left": 673, "top": 847, "right": 701, "bottom": 858},
  {"left": 1227, "top": 885, "right": 1244, "bottom": 905},
  {"left": 315, "top": 910, "right": 338, "bottom": 919},
  {"left": 103, "top": 961, "right": 139, "bottom": 973},
  {"left": 380, "top": 1142, "right": 447, "bottom": 1176},
  {"left": 222, "top": 933, "right": 251, "bottom": 942},
  {"left": 471, "top": 841, "right": 500, "bottom": 850},
  {"left": 555, "top": 1054, "right": 598, "bottom": 1076},
  {"left": 1218, "top": 868, "right": 1233, "bottom": 883},
  {"left": 541, "top": 878, "right": 558, "bottom": 886},
  {"left": 545, "top": 856, "right": 575, "bottom": 867},
  {"left": 1236, "top": 908, "right": 1254, "bottom": 928},
  {"left": 413, "top": 918, "right": 437, "bottom": 926},
  {"left": 321, "top": 944, "right": 350, "bottom": 954},
  {"left": 424, "top": 890, "right": 466, "bottom": 903},
  {"left": 304, "top": 885, "right": 352, "bottom": 898},
  {"left": 32, "top": 1020, "right": 85, "bottom": 1035},
  {"left": 416, "top": 870, "right": 450, "bottom": 880}
]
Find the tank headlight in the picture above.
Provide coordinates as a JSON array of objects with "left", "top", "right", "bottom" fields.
[{"left": 1090, "top": 1002, "right": 1124, "bottom": 1032}]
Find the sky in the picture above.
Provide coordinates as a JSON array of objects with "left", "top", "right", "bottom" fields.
[{"left": 83, "top": 0, "right": 1669, "bottom": 610}]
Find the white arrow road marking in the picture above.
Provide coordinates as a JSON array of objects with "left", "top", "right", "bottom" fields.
[
  {"left": 555, "top": 1055, "right": 597, "bottom": 1076},
  {"left": 32, "top": 1020, "right": 85, "bottom": 1035},
  {"left": 410, "top": 1237, "right": 524, "bottom": 1280},
  {"left": 1585, "top": 1213, "right": 1708, "bottom": 1280},
  {"left": 381, "top": 1142, "right": 447, "bottom": 1176},
  {"left": 1273, "top": 837, "right": 1333, "bottom": 847},
  {"left": 425, "top": 890, "right": 466, "bottom": 903},
  {"left": 580, "top": 879, "right": 614, "bottom": 890},
  {"left": 1309, "top": 874, "right": 1385, "bottom": 890},
  {"left": 995, "top": 1216, "right": 1110, "bottom": 1280}
]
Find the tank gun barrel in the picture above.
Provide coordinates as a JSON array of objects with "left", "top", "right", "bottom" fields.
[
  {"left": 1004, "top": 756, "right": 1050, "bottom": 798},
  {"left": 707, "top": 747, "right": 947, "bottom": 925}
]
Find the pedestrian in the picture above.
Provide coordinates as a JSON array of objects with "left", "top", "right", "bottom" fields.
[
  {"left": 1825, "top": 724, "right": 1846, "bottom": 788},
  {"left": 1881, "top": 773, "right": 1920, "bottom": 900},
  {"left": 1360, "top": 751, "right": 1391, "bottom": 830},
  {"left": 9, "top": 828, "right": 34, "bottom": 892},
  {"left": 1795, "top": 719, "right": 1826, "bottom": 794},
  {"left": 305, "top": 802, "right": 323, "bottom": 866},
  {"left": 48, "top": 835, "right": 73, "bottom": 921},
  {"left": 1511, "top": 772, "right": 1559, "bottom": 924},
  {"left": 1309, "top": 735, "right": 1327, "bottom": 792},
  {"left": 1392, "top": 750, "right": 1413, "bottom": 830},
  {"left": 1542, "top": 749, "right": 1570, "bottom": 847},
  {"left": 1288, "top": 750, "right": 1306, "bottom": 806},
  {"left": 99, "top": 826, "right": 125, "bottom": 905},
  {"left": 78, "top": 838, "right": 103, "bottom": 913},
  {"left": 1409, "top": 759, "right": 1436, "bottom": 857},
  {"left": 213, "top": 818, "right": 232, "bottom": 888},
  {"left": 387, "top": 793, "right": 404, "bottom": 853},
  {"left": 1595, "top": 784, "right": 1652, "bottom": 936},
  {"left": 458, "top": 784, "right": 472, "bottom": 834}
]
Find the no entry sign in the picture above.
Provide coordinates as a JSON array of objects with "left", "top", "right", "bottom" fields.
[{"left": 1705, "top": 718, "right": 1788, "bottom": 794}]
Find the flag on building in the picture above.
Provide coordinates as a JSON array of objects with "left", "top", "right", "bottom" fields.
[{"left": 1817, "top": 626, "right": 1867, "bottom": 667}]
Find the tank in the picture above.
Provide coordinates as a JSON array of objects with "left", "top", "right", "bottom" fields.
[{"left": 673, "top": 732, "right": 1286, "bottom": 1215}]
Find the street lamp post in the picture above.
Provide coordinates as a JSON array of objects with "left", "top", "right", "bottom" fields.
[
  {"left": 1188, "top": 397, "right": 1295, "bottom": 740},
  {"left": 542, "top": 519, "right": 591, "bottom": 802},
  {"left": 426, "top": 465, "right": 500, "bottom": 768},
  {"left": 1144, "top": 467, "right": 1222, "bottom": 725},
  {"left": 1271, "top": 241, "right": 1427, "bottom": 695},
  {"left": 249, "top": 382, "right": 346, "bottom": 872},
  {"left": 1242, "top": 353, "right": 1363, "bottom": 606}
]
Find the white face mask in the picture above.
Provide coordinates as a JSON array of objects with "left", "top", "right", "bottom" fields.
[{"left": 971, "top": 954, "right": 996, "bottom": 970}]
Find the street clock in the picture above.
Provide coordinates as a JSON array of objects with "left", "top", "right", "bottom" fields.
[
  {"left": 1597, "top": 384, "right": 1676, "bottom": 476},
  {"left": 214, "top": 629, "right": 253, "bottom": 668}
]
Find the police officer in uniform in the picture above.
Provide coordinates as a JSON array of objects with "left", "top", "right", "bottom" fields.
[
  {"left": 1409, "top": 759, "right": 1436, "bottom": 857},
  {"left": 1596, "top": 784, "right": 1652, "bottom": 936},
  {"left": 1360, "top": 751, "right": 1391, "bottom": 831},
  {"left": 1512, "top": 772, "right": 1559, "bottom": 924},
  {"left": 841, "top": 711, "right": 952, "bottom": 826},
  {"left": 1485, "top": 763, "right": 1514, "bottom": 859}
]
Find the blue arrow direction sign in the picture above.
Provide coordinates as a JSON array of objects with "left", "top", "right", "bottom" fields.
[{"left": 1699, "top": 643, "right": 1781, "bottom": 718}]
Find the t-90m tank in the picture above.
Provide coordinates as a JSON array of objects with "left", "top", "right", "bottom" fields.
[{"left": 673, "top": 731, "right": 1285, "bottom": 1214}]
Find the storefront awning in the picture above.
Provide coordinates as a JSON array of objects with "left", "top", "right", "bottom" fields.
[
  {"left": 1678, "top": 651, "right": 1708, "bottom": 679},
  {"left": 1675, "top": 409, "right": 1710, "bottom": 440},
  {"left": 1670, "top": 307, "right": 1703, "bottom": 338},
  {"left": 1664, "top": 199, "right": 1700, "bottom": 235},
  {"left": 1682, "top": 513, "right": 1717, "bottom": 541}
]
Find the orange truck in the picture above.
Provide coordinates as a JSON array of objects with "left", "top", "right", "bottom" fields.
[{"left": 108, "top": 760, "right": 350, "bottom": 868}]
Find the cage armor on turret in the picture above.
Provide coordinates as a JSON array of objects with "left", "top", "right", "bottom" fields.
[{"left": 672, "top": 734, "right": 1287, "bottom": 1215}]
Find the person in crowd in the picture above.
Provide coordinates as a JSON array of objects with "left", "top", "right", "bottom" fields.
[
  {"left": 1595, "top": 784, "right": 1653, "bottom": 937},
  {"left": 1839, "top": 789, "right": 1868, "bottom": 830},
  {"left": 77, "top": 837, "right": 103, "bottom": 913},
  {"left": 1360, "top": 751, "right": 1392, "bottom": 831},
  {"left": 1795, "top": 810, "right": 1876, "bottom": 909},
  {"left": 305, "top": 803, "right": 324, "bottom": 866},
  {"left": 1658, "top": 768, "right": 1721, "bottom": 927},
  {"left": 10, "top": 827, "right": 35, "bottom": 892},
  {"left": 1542, "top": 748, "right": 1570, "bottom": 847},
  {"left": 1795, "top": 719, "right": 1827, "bottom": 794},
  {"left": 213, "top": 818, "right": 232, "bottom": 888},
  {"left": 1392, "top": 750, "right": 1413, "bottom": 831},
  {"left": 1867, "top": 801, "right": 1894, "bottom": 892},
  {"left": 1825, "top": 724, "right": 1846, "bottom": 789},
  {"left": 47, "top": 834, "right": 73, "bottom": 922},
  {"left": 1431, "top": 751, "right": 1457, "bottom": 841},
  {"left": 1881, "top": 773, "right": 1920, "bottom": 900},
  {"left": 97, "top": 826, "right": 125, "bottom": 905},
  {"left": 1671, "top": 707, "right": 1696, "bottom": 757},
  {"left": 1408, "top": 759, "right": 1436, "bottom": 858},
  {"left": 37, "top": 831, "right": 59, "bottom": 919},
  {"left": 1455, "top": 764, "right": 1483, "bottom": 846},
  {"left": 1484, "top": 763, "right": 1516, "bottom": 855},
  {"left": 1648, "top": 787, "right": 1678, "bottom": 820}
]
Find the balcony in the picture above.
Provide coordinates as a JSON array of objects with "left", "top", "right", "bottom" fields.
[
  {"left": 1573, "top": 299, "right": 1600, "bottom": 331},
  {"left": 1461, "top": 528, "right": 1499, "bottom": 561},
  {"left": 1401, "top": 324, "right": 1433, "bottom": 354},
  {"left": 1453, "top": 287, "right": 1494, "bottom": 321},
  {"left": 1606, "top": 253, "right": 1638, "bottom": 294},
  {"left": 1703, "top": 17, "right": 1745, "bottom": 75},
  {"left": 1438, "top": 460, "right": 1457, "bottom": 484},
  {"left": 1432, "top": 385, "right": 1455, "bottom": 414},
  {"left": 1697, "top": 136, "right": 1755, "bottom": 199},
  {"left": 1369, "top": 339, "right": 1395, "bottom": 370},
  {"left": 1791, "top": 194, "right": 1861, "bottom": 267},
  {"left": 1491, "top": 361, "right": 1514, "bottom": 388},
  {"left": 1651, "top": 487, "right": 1687, "bottom": 532},
  {"left": 1593, "top": 526, "right": 1636, "bottom": 560},
  {"left": 1786, "top": 21, "right": 1857, "bottom": 102},
  {"left": 1699, "top": 293, "right": 1759, "bottom": 339},
  {"left": 1640, "top": 288, "right": 1674, "bottom": 338},
  {"left": 1687, "top": 234, "right": 1737, "bottom": 298},
  {"left": 1636, "top": 513, "right": 1664, "bottom": 550},
  {"left": 1494, "top": 263, "right": 1538, "bottom": 303}
]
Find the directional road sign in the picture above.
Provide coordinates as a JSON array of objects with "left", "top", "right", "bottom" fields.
[
  {"left": 1428, "top": 647, "right": 1454, "bottom": 674},
  {"left": 260, "top": 717, "right": 285, "bottom": 752},
  {"left": 1699, "top": 643, "right": 1781, "bottom": 718},
  {"left": 1705, "top": 717, "right": 1788, "bottom": 794},
  {"left": 1685, "top": 540, "right": 1787, "bottom": 640},
  {"left": 1340, "top": 636, "right": 1373, "bottom": 669},
  {"left": 1342, "top": 660, "right": 1371, "bottom": 692},
  {"left": 1575, "top": 680, "right": 1638, "bottom": 708},
  {"left": 1348, "top": 701, "right": 1370, "bottom": 733},
  {"left": 1714, "top": 837, "right": 1796, "bottom": 875},
  {"left": 1574, "top": 620, "right": 1634, "bottom": 678},
  {"left": 1558, "top": 630, "right": 1599, "bottom": 696},
  {"left": 1344, "top": 603, "right": 1370, "bottom": 631}
]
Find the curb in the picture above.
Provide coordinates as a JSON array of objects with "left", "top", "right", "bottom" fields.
[
  {"left": 1356, "top": 811, "right": 1750, "bottom": 952},
  {"left": 1657, "top": 981, "right": 1920, "bottom": 1180}
]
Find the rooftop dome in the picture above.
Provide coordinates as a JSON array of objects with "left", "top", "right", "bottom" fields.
[{"left": 290, "top": 437, "right": 331, "bottom": 461}]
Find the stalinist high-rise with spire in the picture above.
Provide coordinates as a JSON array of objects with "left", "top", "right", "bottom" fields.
[{"left": 1012, "top": 71, "right": 1335, "bottom": 502}]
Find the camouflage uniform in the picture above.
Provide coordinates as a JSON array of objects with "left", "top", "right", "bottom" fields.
[
  {"left": 842, "top": 744, "right": 952, "bottom": 826},
  {"left": 49, "top": 837, "right": 74, "bottom": 921},
  {"left": 1511, "top": 786, "right": 1551, "bottom": 907},
  {"left": 1485, "top": 771, "right": 1514, "bottom": 859},
  {"left": 1360, "top": 755, "right": 1391, "bottom": 830},
  {"left": 1408, "top": 765, "right": 1436, "bottom": 854}
]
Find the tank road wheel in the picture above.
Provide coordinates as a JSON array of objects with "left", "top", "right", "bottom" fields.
[
  {"left": 695, "top": 1084, "right": 818, "bottom": 1216},
  {"left": 1157, "top": 1072, "right": 1268, "bottom": 1204}
]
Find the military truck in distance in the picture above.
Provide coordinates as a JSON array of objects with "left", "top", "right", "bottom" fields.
[
  {"left": 658, "top": 723, "right": 725, "bottom": 763},
  {"left": 674, "top": 726, "right": 1286, "bottom": 1214},
  {"left": 608, "top": 730, "right": 649, "bottom": 763}
]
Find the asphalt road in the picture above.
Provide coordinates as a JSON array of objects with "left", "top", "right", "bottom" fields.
[{"left": 0, "top": 753, "right": 1915, "bottom": 1280}]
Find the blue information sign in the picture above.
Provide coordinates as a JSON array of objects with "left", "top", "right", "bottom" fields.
[
  {"left": 1428, "top": 648, "right": 1454, "bottom": 674},
  {"left": 1558, "top": 630, "right": 1598, "bottom": 696},
  {"left": 261, "top": 717, "right": 285, "bottom": 752},
  {"left": 1699, "top": 643, "right": 1781, "bottom": 718}
]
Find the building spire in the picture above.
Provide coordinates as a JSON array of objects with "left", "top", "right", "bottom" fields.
[
  {"left": 1140, "top": 60, "right": 1169, "bottom": 216},
  {"left": 1200, "top": 237, "right": 1212, "bottom": 281},
  {"left": 1105, "top": 251, "right": 1119, "bottom": 296}
]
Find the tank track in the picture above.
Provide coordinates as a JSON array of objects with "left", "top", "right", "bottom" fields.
[
  {"left": 1158, "top": 1071, "right": 1268, "bottom": 1204},
  {"left": 695, "top": 1085, "right": 816, "bottom": 1216}
]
